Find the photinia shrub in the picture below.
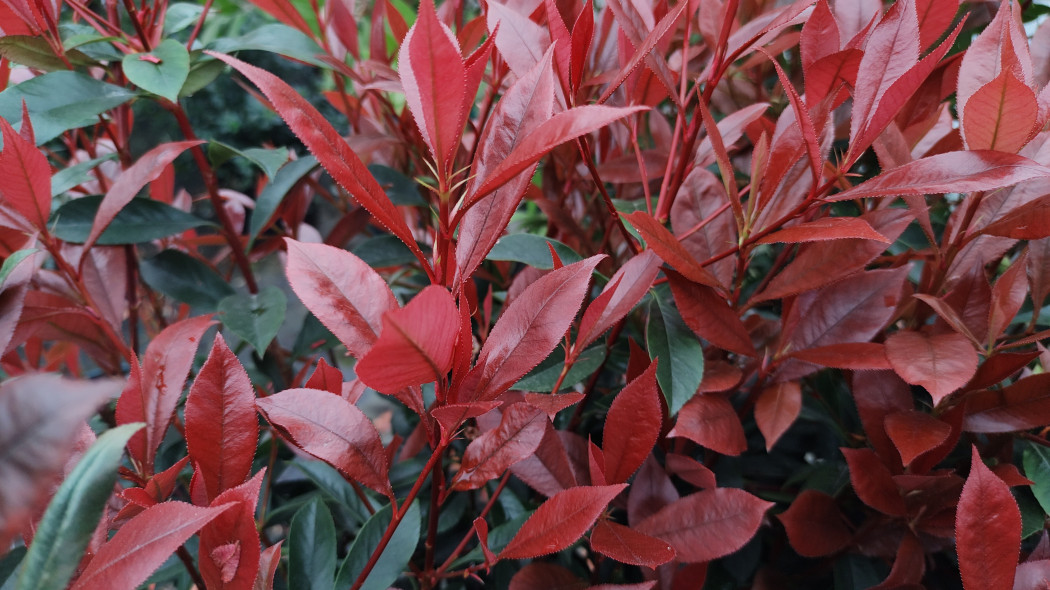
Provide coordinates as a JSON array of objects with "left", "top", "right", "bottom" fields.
[{"left": 1, "top": 0, "right": 1050, "bottom": 588}]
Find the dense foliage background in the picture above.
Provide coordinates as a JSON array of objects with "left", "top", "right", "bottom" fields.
[{"left": 1, "top": 0, "right": 1050, "bottom": 588}]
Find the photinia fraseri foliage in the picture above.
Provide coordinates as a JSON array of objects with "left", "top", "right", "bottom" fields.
[{"left": 1, "top": 0, "right": 1050, "bottom": 588}]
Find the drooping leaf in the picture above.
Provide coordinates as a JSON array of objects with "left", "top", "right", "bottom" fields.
[
  {"left": 0, "top": 71, "right": 137, "bottom": 145},
  {"left": 122, "top": 39, "right": 190, "bottom": 102},
  {"left": 50, "top": 196, "right": 213, "bottom": 245},
  {"left": 603, "top": 362, "right": 661, "bottom": 484},
  {"left": 16, "top": 423, "right": 141, "bottom": 590},
  {"left": 289, "top": 497, "right": 337, "bottom": 590},
  {"left": 185, "top": 335, "right": 258, "bottom": 503},
  {"left": 500, "top": 485, "right": 626, "bottom": 559},
  {"left": 218, "top": 287, "right": 287, "bottom": 354},
  {"left": 755, "top": 381, "right": 802, "bottom": 451},
  {"left": 0, "top": 115, "right": 50, "bottom": 229},
  {"left": 646, "top": 292, "right": 704, "bottom": 417},
  {"left": 964, "top": 374, "right": 1050, "bottom": 433},
  {"left": 777, "top": 489, "right": 852, "bottom": 558},
  {"left": 69, "top": 502, "right": 232, "bottom": 590},
  {"left": 139, "top": 249, "right": 235, "bottom": 311},
  {"left": 956, "top": 446, "right": 1021, "bottom": 590},
  {"left": 283, "top": 239, "right": 397, "bottom": 359},
  {"left": 884, "top": 410, "right": 951, "bottom": 467},
  {"left": 668, "top": 393, "right": 747, "bottom": 456},
  {"left": 336, "top": 500, "right": 421, "bottom": 590},
  {"left": 885, "top": 330, "right": 977, "bottom": 406},
  {"left": 256, "top": 388, "right": 391, "bottom": 497},
  {"left": 590, "top": 520, "right": 675, "bottom": 568},
  {"left": 635, "top": 488, "right": 773, "bottom": 563},
  {"left": 452, "top": 403, "right": 548, "bottom": 490},
  {"left": 355, "top": 286, "right": 458, "bottom": 394}
]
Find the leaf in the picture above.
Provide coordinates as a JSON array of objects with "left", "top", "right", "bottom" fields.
[
  {"left": 69, "top": 502, "right": 232, "bottom": 590},
  {"left": 50, "top": 195, "right": 213, "bottom": 245},
  {"left": 139, "top": 249, "right": 236, "bottom": 311},
  {"left": 254, "top": 541, "right": 282, "bottom": 590},
  {"left": 636, "top": 488, "right": 773, "bottom": 563},
  {"left": 500, "top": 485, "right": 626, "bottom": 560},
  {"left": 603, "top": 362, "right": 662, "bottom": 484},
  {"left": 206, "top": 52, "right": 426, "bottom": 264},
  {"left": 646, "top": 293, "right": 704, "bottom": 417},
  {"left": 284, "top": 239, "right": 397, "bottom": 359},
  {"left": 964, "top": 374, "right": 1050, "bottom": 433},
  {"left": 668, "top": 271, "right": 755, "bottom": 356},
  {"left": 0, "top": 36, "right": 94, "bottom": 71},
  {"left": 115, "top": 316, "right": 215, "bottom": 468},
  {"left": 452, "top": 403, "right": 548, "bottom": 490},
  {"left": 0, "top": 71, "right": 137, "bottom": 145},
  {"left": 249, "top": 156, "right": 317, "bottom": 242},
  {"left": 431, "top": 401, "right": 503, "bottom": 441},
  {"left": 198, "top": 470, "right": 264, "bottom": 590},
  {"left": 355, "top": 286, "right": 458, "bottom": 394},
  {"left": 368, "top": 164, "right": 426, "bottom": 206},
  {"left": 208, "top": 23, "right": 327, "bottom": 67},
  {"left": 50, "top": 154, "right": 117, "bottom": 197},
  {"left": 755, "top": 381, "right": 802, "bottom": 451},
  {"left": 486, "top": 0, "right": 550, "bottom": 77},
  {"left": 777, "top": 489, "right": 852, "bottom": 558},
  {"left": 336, "top": 501, "right": 421, "bottom": 590},
  {"left": 486, "top": 234, "right": 583, "bottom": 270},
  {"left": 830, "top": 151, "right": 1050, "bottom": 201},
  {"left": 185, "top": 335, "right": 258, "bottom": 502},
  {"left": 218, "top": 287, "right": 287, "bottom": 354},
  {"left": 590, "top": 520, "right": 675, "bottom": 567},
  {"left": 1023, "top": 443, "right": 1050, "bottom": 515},
  {"left": 398, "top": 0, "right": 466, "bottom": 174},
  {"left": 256, "top": 388, "right": 391, "bottom": 496},
  {"left": 122, "top": 39, "right": 190, "bottom": 102},
  {"left": 16, "top": 423, "right": 141, "bottom": 590},
  {"left": 885, "top": 330, "right": 978, "bottom": 406},
  {"left": 0, "top": 114, "right": 50, "bottom": 228},
  {"left": 962, "top": 71, "right": 1038, "bottom": 153},
  {"left": 883, "top": 410, "right": 951, "bottom": 467},
  {"left": 576, "top": 251, "right": 660, "bottom": 352},
  {"left": 956, "top": 0, "right": 1032, "bottom": 117},
  {"left": 756, "top": 218, "right": 889, "bottom": 244},
  {"left": 841, "top": 447, "right": 906, "bottom": 516},
  {"left": 981, "top": 194, "right": 1050, "bottom": 240},
  {"left": 460, "top": 256, "right": 603, "bottom": 403},
  {"left": 668, "top": 394, "right": 747, "bottom": 456},
  {"left": 208, "top": 142, "right": 289, "bottom": 179},
  {"left": 289, "top": 497, "right": 337, "bottom": 590},
  {"left": 956, "top": 446, "right": 1021, "bottom": 590},
  {"left": 787, "top": 343, "right": 892, "bottom": 370},
  {"left": 624, "top": 211, "right": 722, "bottom": 288}
]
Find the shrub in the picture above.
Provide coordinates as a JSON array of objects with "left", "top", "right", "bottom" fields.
[{"left": 1, "top": 0, "right": 1050, "bottom": 588}]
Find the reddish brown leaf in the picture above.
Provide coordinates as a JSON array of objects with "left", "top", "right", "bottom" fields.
[
  {"left": 624, "top": 211, "right": 722, "bottom": 288},
  {"left": 957, "top": 446, "right": 1021, "bottom": 590},
  {"left": 254, "top": 541, "right": 282, "bottom": 590},
  {"left": 284, "top": 239, "right": 397, "bottom": 359},
  {"left": 989, "top": 250, "right": 1030, "bottom": 344},
  {"left": 788, "top": 343, "right": 892, "bottom": 370},
  {"left": 0, "top": 114, "right": 50, "bottom": 229},
  {"left": 199, "top": 470, "right": 264, "bottom": 590},
  {"left": 669, "top": 394, "right": 747, "bottom": 456},
  {"left": 185, "top": 334, "right": 258, "bottom": 503},
  {"left": 355, "top": 286, "right": 458, "bottom": 393},
  {"left": 851, "top": 371, "right": 916, "bottom": 466},
  {"left": 245, "top": 0, "right": 311, "bottom": 33},
  {"left": 511, "top": 421, "right": 578, "bottom": 497},
  {"left": 256, "top": 388, "right": 391, "bottom": 497},
  {"left": 916, "top": 0, "right": 958, "bottom": 50},
  {"left": 576, "top": 251, "right": 660, "bottom": 352},
  {"left": 884, "top": 410, "right": 952, "bottom": 467},
  {"left": 800, "top": 0, "right": 840, "bottom": 74},
  {"left": 962, "top": 71, "right": 1037, "bottom": 153},
  {"left": 508, "top": 563, "right": 586, "bottom": 590},
  {"left": 603, "top": 361, "right": 662, "bottom": 484},
  {"left": 590, "top": 519, "right": 675, "bottom": 567},
  {"left": 842, "top": 447, "right": 906, "bottom": 516},
  {"left": 431, "top": 401, "right": 502, "bottom": 440},
  {"left": 870, "top": 532, "right": 926, "bottom": 589},
  {"left": 668, "top": 271, "right": 755, "bottom": 356},
  {"left": 982, "top": 194, "right": 1050, "bottom": 240},
  {"left": 452, "top": 403, "right": 547, "bottom": 490},
  {"left": 964, "top": 374, "right": 1050, "bottom": 433},
  {"left": 525, "top": 392, "right": 585, "bottom": 420},
  {"left": 461, "top": 256, "right": 602, "bottom": 402},
  {"left": 777, "top": 489, "right": 852, "bottom": 557},
  {"left": 969, "top": 351, "right": 1040, "bottom": 390},
  {"left": 756, "top": 217, "right": 889, "bottom": 244},
  {"left": 500, "top": 484, "right": 626, "bottom": 559},
  {"left": 71, "top": 502, "right": 232, "bottom": 590},
  {"left": 636, "top": 488, "right": 773, "bottom": 563},
  {"left": 486, "top": 0, "right": 550, "bottom": 77},
  {"left": 956, "top": 0, "right": 1032, "bottom": 117},
  {"left": 1028, "top": 237, "right": 1050, "bottom": 311},
  {"left": 885, "top": 330, "right": 978, "bottom": 406},
  {"left": 755, "top": 381, "right": 802, "bottom": 451},
  {"left": 665, "top": 453, "right": 717, "bottom": 489}
]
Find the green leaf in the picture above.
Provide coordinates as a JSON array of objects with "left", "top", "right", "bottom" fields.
[
  {"left": 368, "top": 165, "right": 425, "bottom": 206},
  {"left": 50, "top": 196, "right": 212, "bottom": 245},
  {"left": 487, "top": 234, "right": 583, "bottom": 270},
  {"left": 0, "top": 548, "right": 25, "bottom": 590},
  {"left": 122, "top": 39, "right": 190, "bottom": 102},
  {"left": 209, "top": 24, "right": 327, "bottom": 67},
  {"left": 647, "top": 292, "right": 704, "bottom": 416},
  {"left": 51, "top": 155, "right": 118, "bottom": 197},
  {"left": 1016, "top": 486, "right": 1045, "bottom": 540},
  {"left": 180, "top": 52, "right": 226, "bottom": 97},
  {"left": 250, "top": 155, "right": 317, "bottom": 242},
  {"left": 139, "top": 249, "right": 235, "bottom": 310},
  {"left": 16, "top": 423, "right": 143, "bottom": 590},
  {"left": 164, "top": 3, "right": 206, "bottom": 34},
  {"left": 1024, "top": 443, "right": 1050, "bottom": 514},
  {"left": 336, "top": 501, "right": 420, "bottom": 590},
  {"left": 0, "top": 249, "right": 38, "bottom": 290},
  {"left": 289, "top": 497, "right": 337, "bottom": 590},
  {"left": 0, "top": 71, "right": 137, "bottom": 145},
  {"left": 0, "top": 36, "right": 94, "bottom": 71},
  {"left": 514, "top": 345, "right": 606, "bottom": 392},
  {"left": 218, "top": 286, "right": 287, "bottom": 353},
  {"left": 351, "top": 235, "right": 417, "bottom": 268},
  {"left": 452, "top": 512, "right": 531, "bottom": 568},
  {"left": 208, "top": 142, "right": 289, "bottom": 179},
  {"left": 295, "top": 460, "right": 371, "bottom": 528}
]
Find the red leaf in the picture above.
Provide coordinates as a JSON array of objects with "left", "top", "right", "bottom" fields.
[
  {"left": 254, "top": 541, "right": 281, "bottom": 590},
  {"left": 665, "top": 453, "right": 717, "bottom": 489},
  {"left": 884, "top": 410, "right": 952, "bottom": 467},
  {"left": 957, "top": 446, "right": 1021, "bottom": 590},
  {"left": 668, "top": 271, "right": 755, "bottom": 356},
  {"left": 603, "top": 361, "right": 662, "bottom": 484},
  {"left": 284, "top": 239, "right": 397, "bottom": 359},
  {"left": 800, "top": 0, "right": 839, "bottom": 74},
  {"left": 485, "top": 1, "right": 550, "bottom": 77},
  {"left": 452, "top": 403, "right": 548, "bottom": 490},
  {"left": 885, "top": 330, "right": 978, "bottom": 406},
  {"left": 956, "top": 0, "right": 1032, "bottom": 118},
  {"left": 500, "top": 484, "right": 626, "bottom": 559},
  {"left": 989, "top": 250, "right": 1030, "bottom": 343},
  {"left": 525, "top": 392, "right": 585, "bottom": 420},
  {"left": 460, "top": 256, "right": 603, "bottom": 402},
  {"left": 199, "top": 470, "right": 264, "bottom": 590},
  {"left": 669, "top": 394, "right": 747, "bottom": 456},
  {"left": 969, "top": 351, "right": 1040, "bottom": 390},
  {"left": 398, "top": 0, "right": 466, "bottom": 174},
  {"left": 206, "top": 52, "right": 426, "bottom": 263},
  {"left": 0, "top": 114, "right": 50, "bottom": 229},
  {"left": 981, "top": 194, "right": 1050, "bottom": 240},
  {"left": 831, "top": 151, "right": 1050, "bottom": 201},
  {"left": 431, "top": 401, "right": 502, "bottom": 441},
  {"left": 576, "top": 251, "right": 660, "bottom": 352},
  {"left": 755, "top": 381, "right": 802, "bottom": 451},
  {"left": 590, "top": 519, "right": 675, "bottom": 567},
  {"left": 598, "top": 0, "right": 687, "bottom": 105},
  {"left": 85, "top": 140, "right": 204, "bottom": 251},
  {"left": 852, "top": 371, "right": 914, "bottom": 466},
  {"left": 788, "top": 342, "right": 892, "bottom": 370},
  {"left": 511, "top": 421, "right": 578, "bottom": 497},
  {"left": 756, "top": 217, "right": 889, "bottom": 244},
  {"left": 964, "top": 374, "right": 1050, "bottom": 433},
  {"left": 355, "top": 286, "right": 458, "bottom": 393},
  {"left": 245, "top": 0, "right": 312, "bottom": 33},
  {"left": 777, "top": 489, "right": 852, "bottom": 557},
  {"left": 569, "top": 0, "right": 594, "bottom": 93},
  {"left": 508, "top": 563, "right": 586, "bottom": 590},
  {"left": 71, "top": 502, "right": 232, "bottom": 590},
  {"left": 962, "top": 71, "right": 1038, "bottom": 153},
  {"left": 636, "top": 488, "right": 773, "bottom": 563},
  {"left": 624, "top": 211, "right": 722, "bottom": 289},
  {"left": 304, "top": 357, "right": 342, "bottom": 395},
  {"left": 256, "top": 388, "right": 391, "bottom": 497},
  {"left": 842, "top": 447, "right": 906, "bottom": 516},
  {"left": 116, "top": 316, "right": 215, "bottom": 470},
  {"left": 185, "top": 334, "right": 258, "bottom": 502},
  {"left": 915, "top": 0, "right": 958, "bottom": 50}
]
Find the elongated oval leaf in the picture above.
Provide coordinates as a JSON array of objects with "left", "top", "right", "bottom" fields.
[
  {"left": 625, "top": 211, "right": 722, "bottom": 288},
  {"left": 956, "top": 446, "right": 1020, "bottom": 590},
  {"left": 577, "top": 251, "right": 660, "bottom": 352},
  {"left": 500, "top": 485, "right": 626, "bottom": 559},
  {"left": 289, "top": 497, "right": 336, "bottom": 590},
  {"left": 962, "top": 71, "right": 1038, "bottom": 153},
  {"left": 336, "top": 500, "right": 421, "bottom": 590},
  {"left": 647, "top": 293, "right": 704, "bottom": 417},
  {"left": 603, "top": 361, "right": 661, "bottom": 484},
  {"left": 668, "top": 271, "right": 755, "bottom": 356},
  {"left": 452, "top": 403, "right": 547, "bottom": 490},
  {"left": 50, "top": 195, "right": 213, "bottom": 245},
  {"left": 590, "top": 519, "right": 675, "bottom": 567},
  {"left": 0, "top": 115, "right": 50, "bottom": 229},
  {"left": 884, "top": 410, "right": 951, "bottom": 467},
  {"left": 963, "top": 374, "right": 1050, "bottom": 433},
  {"left": 668, "top": 393, "right": 746, "bottom": 456},
  {"left": 0, "top": 71, "right": 137, "bottom": 145}
]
